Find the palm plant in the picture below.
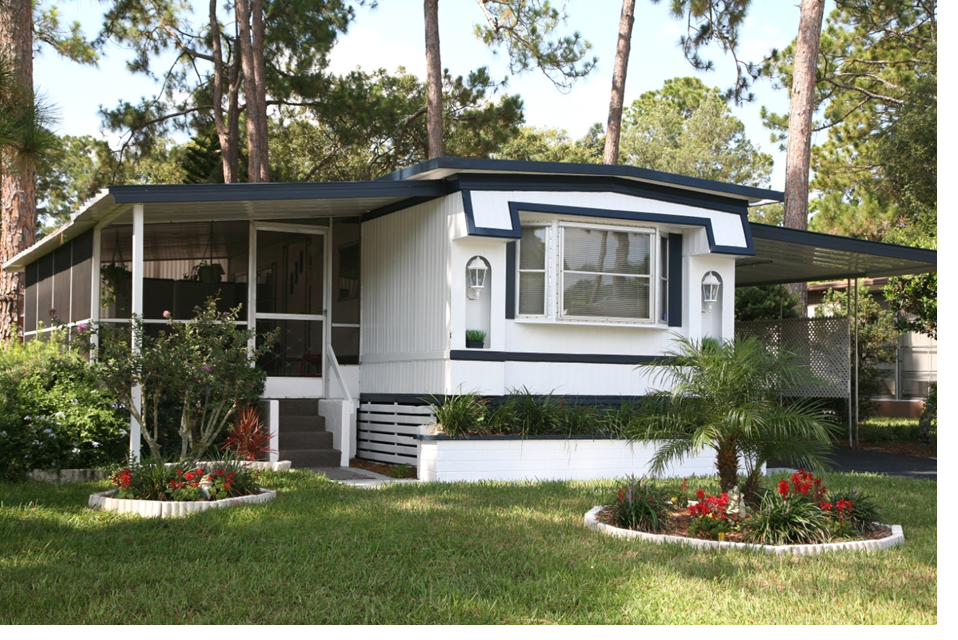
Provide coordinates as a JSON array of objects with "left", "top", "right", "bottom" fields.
[{"left": 628, "top": 334, "right": 836, "bottom": 498}]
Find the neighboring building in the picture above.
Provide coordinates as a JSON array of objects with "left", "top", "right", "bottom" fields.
[
  {"left": 808, "top": 278, "right": 936, "bottom": 418},
  {"left": 4, "top": 158, "right": 937, "bottom": 476}
]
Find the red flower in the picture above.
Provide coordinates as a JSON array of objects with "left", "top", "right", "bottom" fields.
[
  {"left": 777, "top": 480, "right": 790, "bottom": 498},
  {"left": 696, "top": 489, "right": 706, "bottom": 501}
]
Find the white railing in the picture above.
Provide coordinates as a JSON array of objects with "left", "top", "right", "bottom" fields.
[{"left": 325, "top": 343, "right": 354, "bottom": 403}]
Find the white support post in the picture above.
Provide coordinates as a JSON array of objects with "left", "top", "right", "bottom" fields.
[
  {"left": 90, "top": 226, "right": 101, "bottom": 354},
  {"left": 129, "top": 203, "right": 145, "bottom": 461},
  {"left": 267, "top": 399, "right": 280, "bottom": 464}
]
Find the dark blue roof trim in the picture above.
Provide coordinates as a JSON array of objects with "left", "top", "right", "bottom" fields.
[
  {"left": 750, "top": 223, "right": 938, "bottom": 264},
  {"left": 450, "top": 350, "right": 665, "bottom": 365},
  {"left": 110, "top": 179, "right": 450, "bottom": 203},
  {"left": 506, "top": 202, "right": 755, "bottom": 256},
  {"left": 462, "top": 191, "right": 522, "bottom": 238},
  {"left": 376, "top": 157, "right": 783, "bottom": 203},
  {"left": 362, "top": 196, "right": 438, "bottom": 222},
  {"left": 455, "top": 173, "right": 753, "bottom": 217}
]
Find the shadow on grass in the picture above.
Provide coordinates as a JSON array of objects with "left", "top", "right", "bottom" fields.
[{"left": 0, "top": 472, "right": 937, "bottom": 624}]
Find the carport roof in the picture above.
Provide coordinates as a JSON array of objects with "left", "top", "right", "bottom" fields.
[{"left": 737, "top": 224, "right": 937, "bottom": 286}]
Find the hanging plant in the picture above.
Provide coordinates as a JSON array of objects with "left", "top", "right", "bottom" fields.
[{"left": 100, "top": 262, "right": 131, "bottom": 309}]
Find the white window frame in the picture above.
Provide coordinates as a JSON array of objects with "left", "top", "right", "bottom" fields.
[{"left": 516, "top": 218, "right": 669, "bottom": 327}]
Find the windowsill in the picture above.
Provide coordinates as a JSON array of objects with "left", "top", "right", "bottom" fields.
[{"left": 512, "top": 317, "right": 670, "bottom": 329}]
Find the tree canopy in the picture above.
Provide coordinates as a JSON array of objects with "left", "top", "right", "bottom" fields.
[{"left": 620, "top": 77, "right": 772, "bottom": 187}]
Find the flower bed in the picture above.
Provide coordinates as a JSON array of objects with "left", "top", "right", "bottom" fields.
[
  {"left": 585, "top": 472, "right": 905, "bottom": 555},
  {"left": 88, "top": 458, "right": 276, "bottom": 518},
  {"left": 89, "top": 487, "right": 276, "bottom": 518}
]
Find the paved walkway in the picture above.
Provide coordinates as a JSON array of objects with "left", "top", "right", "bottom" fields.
[{"left": 304, "top": 466, "right": 420, "bottom": 488}]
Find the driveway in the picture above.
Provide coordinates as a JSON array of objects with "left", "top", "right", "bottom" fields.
[{"left": 826, "top": 447, "right": 937, "bottom": 481}]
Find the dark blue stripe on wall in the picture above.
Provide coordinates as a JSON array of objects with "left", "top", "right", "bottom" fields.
[
  {"left": 668, "top": 233, "right": 683, "bottom": 327},
  {"left": 505, "top": 241, "right": 516, "bottom": 319},
  {"left": 507, "top": 201, "right": 754, "bottom": 256},
  {"left": 450, "top": 350, "right": 664, "bottom": 365}
]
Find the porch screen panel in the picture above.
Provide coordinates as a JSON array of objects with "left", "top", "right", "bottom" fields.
[
  {"left": 24, "top": 261, "right": 38, "bottom": 333},
  {"left": 70, "top": 230, "right": 93, "bottom": 322},
  {"left": 561, "top": 228, "right": 651, "bottom": 320},
  {"left": 53, "top": 244, "right": 72, "bottom": 324},
  {"left": 256, "top": 319, "right": 324, "bottom": 377},
  {"left": 36, "top": 253, "right": 54, "bottom": 328}
]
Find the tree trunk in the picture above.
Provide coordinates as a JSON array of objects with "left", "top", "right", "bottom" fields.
[
  {"left": 783, "top": 0, "right": 826, "bottom": 314},
  {"left": 209, "top": 0, "right": 237, "bottom": 183},
  {"left": 603, "top": 0, "right": 636, "bottom": 166},
  {"left": 250, "top": 0, "right": 268, "bottom": 181},
  {"left": 716, "top": 442, "right": 739, "bottom": 493},
  {"left": 236, "top": 0, "right": 268, "bottom": 182},
  {"left": 0, "top": 0, "right": 36, "bottom": 342},
  {"left": 424, "top": 0, "right": 443, "bottom": 159}
]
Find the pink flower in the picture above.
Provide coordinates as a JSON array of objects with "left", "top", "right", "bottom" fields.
[
  {"left": 76, "top": 323, "right": 88, "bottom": 332},
  {"left": 163, "top": 310, "right": 171, "bottom": 319},
  {"left": 202, "top": 365, "right": 211, "bottom": 372}
]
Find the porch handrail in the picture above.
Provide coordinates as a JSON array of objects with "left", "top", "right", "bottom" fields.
[{"left": 326, "top": 343, "right": 354, "bottom": 404}]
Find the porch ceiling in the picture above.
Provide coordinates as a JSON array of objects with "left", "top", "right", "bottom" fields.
[{"left": 736, "top": 224, "right": 937, "bottom": 286}]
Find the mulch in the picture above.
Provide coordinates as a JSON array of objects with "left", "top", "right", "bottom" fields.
[{"left": 349, "top": 457, "right": 418, "bottom": 479}]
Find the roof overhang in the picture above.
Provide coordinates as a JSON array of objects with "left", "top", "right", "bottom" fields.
[
  {"left": 377, "top": 157, "right": 784, "bottom": 207},
  {"left": 737, "top": 224, "right": 937, "bottom": 286},
  {"left": 4, "top": 180, "right": 450, "bottom": 271}
]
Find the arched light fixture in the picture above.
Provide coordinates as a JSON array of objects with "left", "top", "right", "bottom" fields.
[
  {"left": 702, "top": 271, "right": 721, "bottom": 310},
  {"left": 467, "top": 256, "right": 489, "bottom": 300}
]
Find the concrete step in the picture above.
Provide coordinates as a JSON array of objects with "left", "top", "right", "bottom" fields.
[
  {"left": 280, "top": 449, "right": 342, "bottom": 468},
  {"left": 279, "top": 415, "right": 326, "bottom": 433},
  {"left": 280, "top": 430, "right": 334, "bottom": 450},
  {"left": 278, "top": 399, "right": 320, "bottom": 416}
]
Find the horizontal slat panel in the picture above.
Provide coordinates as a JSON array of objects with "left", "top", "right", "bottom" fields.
[
  {"left": 359, "top": 413, "right": 433, "bottom": 426},
  {"left": 358, "top": 450, "right": 416, "bottom": 464},
  {"left": 358, "top": 422, "right": 422, "bottom": 436},
  {"left": 360, "top": 403, "right": 434, "bottom": 415},
  {"left": 357, "top": 432, "right": 417, "bottom": 445},
  {"left": 357, "top": 440, "right": 417, "bottom": 455}
]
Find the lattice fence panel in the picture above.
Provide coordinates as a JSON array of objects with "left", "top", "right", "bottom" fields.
[{"left": 737, "top": 316, "right": 850, "bottom": 399}]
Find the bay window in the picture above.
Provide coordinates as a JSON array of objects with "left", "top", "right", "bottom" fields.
[{"left": 517, "top": 221, "right": 669, "bottom": 325}]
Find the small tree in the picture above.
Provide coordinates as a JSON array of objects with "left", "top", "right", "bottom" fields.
[
  {"left": 86, "top": 299, "right": 274, "bottom": 460},
  {"left": 628, "top": 334, "right": 836, "bottom": 499}
]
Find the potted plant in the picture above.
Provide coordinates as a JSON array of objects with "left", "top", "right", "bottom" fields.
[{"left": 465, "top": 329, "right": 486, "bottom": 349}]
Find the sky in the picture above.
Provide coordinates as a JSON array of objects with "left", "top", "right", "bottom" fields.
[{"left": 31, "top": 0, "right": 830, "bottom": 190}]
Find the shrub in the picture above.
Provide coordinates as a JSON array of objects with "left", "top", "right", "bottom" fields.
[
  {"left": 0, "top": 328, "right": 127, "bottom": 481},
  {"left": 428, "top": 392, "right": 489, "bottom": 436},
  {"left": 743, "top": 492, "right": 834, "bottom": 545},
  {"left": 603, "top": 476, "right": 671, "bottom": 533},
  {"left": 83, "top": 299, "right": 275, "bottom": 460}
]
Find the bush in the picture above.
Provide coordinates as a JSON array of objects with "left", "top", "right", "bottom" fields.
[
  {"left": 428, "top": 392, "right": 489, "bottom": 436},
  {"left": 0, "top": 329, "right": 127, "bottom": 481},
  {"left": 743, "top": 492, "right": 834, "bottom": 545},
  {"left": 603, "top": 476, "right": 671, "bottom": 533}
]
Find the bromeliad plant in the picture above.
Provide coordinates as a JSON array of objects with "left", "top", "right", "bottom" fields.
[
  {"left": 222, "top": 405, "right": 274, "bottom": 461},
  {"left": 627, "top": 334, "right": 838, "bottom": 499}
]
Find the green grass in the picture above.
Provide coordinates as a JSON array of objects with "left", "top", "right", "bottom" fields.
[{"left": 0, "top": 472, "right": 936, "bottom": 624}]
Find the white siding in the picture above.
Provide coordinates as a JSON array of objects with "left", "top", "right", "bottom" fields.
[
  {"left": 469, "top": 190, "right": 749, "bottom": 249},
  {"left": 360, "top": 194, "right": 460, "bottom": 394}
]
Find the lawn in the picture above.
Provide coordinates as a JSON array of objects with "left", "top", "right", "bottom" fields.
[{"left": 0, "top": 471, "right": 936, "bottom": 624}]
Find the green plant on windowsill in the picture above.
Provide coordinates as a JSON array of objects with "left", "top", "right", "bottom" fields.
[{"left": 465, "top": 329, "right": 486, "bottom": 348}]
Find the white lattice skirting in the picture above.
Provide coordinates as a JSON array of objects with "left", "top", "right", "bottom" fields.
[
  {"left": 89, "top": 489, "right": 276, "bottom": 518},
  {"left": 584, "top": 506, "right": 904, "bottom": 555}
]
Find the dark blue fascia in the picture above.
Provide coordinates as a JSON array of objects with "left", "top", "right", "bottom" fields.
[
  {"left": 504, "top": 202, "right": 754, "bottom": 256},
  {"left": 375, "top": 157, "right": 783, "bottom": 204},
  {"left": 110, "top": 179, "right": 450, "bottom": 203}
]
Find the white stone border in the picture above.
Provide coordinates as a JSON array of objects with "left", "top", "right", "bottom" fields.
[
  {"left": 584, "top": 506, "right": 905, "bottom": 556},
  {"left": 89, "top": 489, "right": 276, "bottom": 518}
]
